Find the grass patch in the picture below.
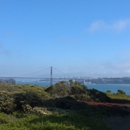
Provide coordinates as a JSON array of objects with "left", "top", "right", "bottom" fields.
[{"left": 0, "top": 112, "right": 111, "bottom": 130}]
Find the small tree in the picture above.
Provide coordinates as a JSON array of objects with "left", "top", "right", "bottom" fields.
[
  {"left": 45, "top": 81, "right": 70, "bottom": 97},
  {"left": 70, "top": 81, "right": 88, "bottom": 101},
  {"left": 117, "top": 89, "right": 125, "bottom": 95},
  {"left": 106, "top": 90, "right": 111, "bottom": 93}
]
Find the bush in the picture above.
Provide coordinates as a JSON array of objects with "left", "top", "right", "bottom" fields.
[
  {"left": 106, "top": 90, "right": 111, "bottom": 93},
  {"left": 0, "top": 113, "right": 8, "bottom": 124},
  {"left": 70, "top": 81, "right": 88, "bottom": 96},
  {"left": 117, "top": 89, "right": 125, "bottom": 95},
  {"left": 89, "top": 89, "right": 111, "bottom": 102},
  {"left": 0, "top": 98, "right": 16, "bottom": 114},
  {"left": 74, "top": 94, "right": 91, "bottom": 101},
  {"left": 45, "top": 81, "right": 70, "bottom": 97}
]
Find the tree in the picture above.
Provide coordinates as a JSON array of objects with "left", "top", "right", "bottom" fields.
[
  {"left": 45, "top": 81, "right": 70, "bottom": 97},
  {"left": 106, "top": 90, "right": 111, "bottom": 93},
  {"left": 70, "top": 81, "right": 88, "bottom": 96},
  {"left": 117, "top": 89, "right": 125, "bottom": 95}
]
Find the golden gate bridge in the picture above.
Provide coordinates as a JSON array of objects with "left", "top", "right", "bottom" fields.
[{"left": 11, "top": 66, "right": 68, "bottom": 86}]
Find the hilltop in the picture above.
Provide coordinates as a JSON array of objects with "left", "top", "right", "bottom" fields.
[{"left": 85, "top": 77, "right": 130, "bottom": 84}]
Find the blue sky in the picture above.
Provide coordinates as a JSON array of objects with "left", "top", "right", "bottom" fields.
[{"left": 0, "top": 0, "right": 130, "bottom": 77}]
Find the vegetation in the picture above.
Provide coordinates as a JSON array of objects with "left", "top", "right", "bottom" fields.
[
  {"left": 106, "top": 89, "right": 130, "bottom": 104},
  {"left": 0, "top": 81, "right": 130, "bottom": 130}
]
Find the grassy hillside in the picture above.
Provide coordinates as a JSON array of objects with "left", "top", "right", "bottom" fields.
[{"left": 0, "top": 81, "right": 130, "bottom": 130}]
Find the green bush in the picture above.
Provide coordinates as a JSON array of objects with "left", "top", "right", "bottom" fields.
[
  {"left": 0, "top": 98, "right": 16, "bottom": 114},
  {"left": 117, "top": 89, "right": 126, "bottom": 95},
  {"left": 45, "top": 81, "right": 70, "bottom": 97},
  {"left": 106, "top": 90, "right": 111, "bottom": 93},
  {"left": 0, "top": 113, "right": 9, "bottom": 124}
]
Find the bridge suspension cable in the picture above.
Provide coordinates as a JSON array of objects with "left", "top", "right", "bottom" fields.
[
  {"left": 12, "top": 66, "right": 67, "bottom": 86},
  {"left": 17, "top": 67, "right": 50, "bottom": 77}
]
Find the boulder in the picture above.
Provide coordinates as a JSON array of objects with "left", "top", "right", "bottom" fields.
[{"left": 0, "top": 78, "right": 16, "bottom": 85}]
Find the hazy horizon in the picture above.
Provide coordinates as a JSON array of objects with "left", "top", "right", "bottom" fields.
[{"left": 1, "top": 0, "right": 130, "bottom": 77}]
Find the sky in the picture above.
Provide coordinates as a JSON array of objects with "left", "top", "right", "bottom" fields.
[{"left": 0, "top": 0, "right": 130, "bottom": 78}]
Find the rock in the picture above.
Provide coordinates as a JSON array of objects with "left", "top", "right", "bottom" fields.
[
  {"left": 0, "top": 78, "right": 16, "bottom": 85},
  {"left": 0, "top": 79, "right": 6, "bottom": 84},
  {"left": 6, "top": 78, "right": 16, "bottom": 85}
]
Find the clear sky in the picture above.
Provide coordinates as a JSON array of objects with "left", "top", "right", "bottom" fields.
[{"left": 0, "top": 0, "right": 130, "bottom": 77}]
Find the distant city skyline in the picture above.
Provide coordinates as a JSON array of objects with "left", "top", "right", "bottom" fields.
[{"left": 1, "top": 0, "right": 130, "bottom": 77}]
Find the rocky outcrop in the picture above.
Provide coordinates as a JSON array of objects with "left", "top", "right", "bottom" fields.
[
  {"left": 0, "top": 79, "right": 6, "bottom": 84},
  {"left": 0, "top": 78, "right": 16, "bottom": 85}
]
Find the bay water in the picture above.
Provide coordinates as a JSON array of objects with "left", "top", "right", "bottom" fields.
[
  {"left": 86, "top": 84, "right": 130, "bottom": 95},
  {"left": 15, "top": 78, "right": 130, "bottom": 95}
]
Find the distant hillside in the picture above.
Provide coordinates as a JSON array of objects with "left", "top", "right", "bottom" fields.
[
  {"left": 0, "top": 78, "right": 16, "bottom": 85},
  {"left": 85, "top": 77, "right": 130, "bottom": 84}
]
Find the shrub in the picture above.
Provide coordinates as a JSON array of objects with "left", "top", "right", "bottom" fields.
[
  {"left": 117, "top": 89, "right": 126, "bottom": 95},
  {"left": 45, "top": 81, "right": 70, "bottom": 97},
  {"left": 106, "top": 90, "right": 111, "bottom": 93},
  {"left": 0, "top": 98, "right": 16, "bottom": 114}
]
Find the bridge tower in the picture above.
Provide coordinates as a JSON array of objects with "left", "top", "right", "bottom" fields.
[{"left": 50, "top": 66, "right": 53, "bottom": 85}]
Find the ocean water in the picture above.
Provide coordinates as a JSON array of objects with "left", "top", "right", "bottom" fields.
[{"left": 15, "top": 78, "right": 130, "bottom": 95}]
